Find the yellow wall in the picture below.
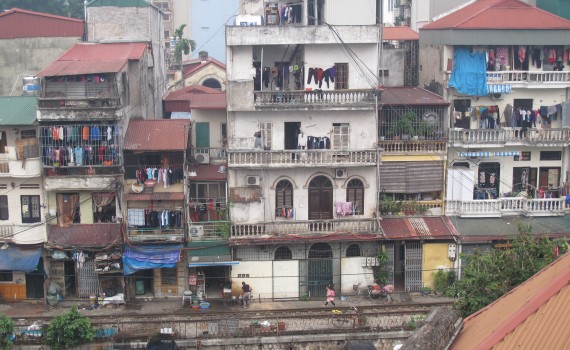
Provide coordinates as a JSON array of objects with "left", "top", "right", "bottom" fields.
[
  {"left": 48, "top": 191, "right": 94, "bottom": 224},
  {"left": 422, "top": 243, "right": 454, "bottom": 288}
]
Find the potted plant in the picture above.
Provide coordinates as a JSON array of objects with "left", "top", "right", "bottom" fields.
[
  {"left": 415, "top": 120, "right": 437, "bottom": 140},
  {"left": 388, "top": 112, "right": 417, "bottom": 140}
]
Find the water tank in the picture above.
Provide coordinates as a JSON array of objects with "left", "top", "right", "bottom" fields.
[{"left": 22, "top": 76, "right": 40, "bottom": 96}]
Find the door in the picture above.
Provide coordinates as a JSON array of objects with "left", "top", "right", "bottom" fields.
[
  {"left": 384, "top": 245, "right": 395, "bottom": 286},
  {"left": 195, "top": 122, "right": 210, "bottom": 151},
  {"left": 77, "top": 259, "right": 99, "bottom": 298},
  {"left": 284, "top": 122, "right": 301, "bottom": 150},
  {"left": 308, "top": 176, "right": 333, "bottom": 220},
  {"left": 25, "top": 257, "right": 45, "bottom": 299},
  {"left": 405, "top": 243, "right": 422, "bottom": 292},
  {"left": 307, "top": 243, "right": 333, "bottom": 297},
  {"left": 453, "top": 99, "right": 471, "bottom": 129}
]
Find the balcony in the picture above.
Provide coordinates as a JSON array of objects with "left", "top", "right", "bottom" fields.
[
  {"left": 448, "top": 128, "right": 570, "bottom": 147},
  {"left": 38, "top": 81, "right": 120, "bottom": 110},
  {"left": 446, "top": 197, "right": 568, "bottom": 217},
  {"left": 378, "top": 140, "right": 447, "bottom": 155},
  {"left": 486, "top": 70, "right": 570, "bottom": 88},
  {"left": 230, "top": 218, "right": 379, "bottom": 239},
  {"left": 227, "top": 149, "right": 377, "bottom": 168},
  {"left": 194, "top": 147, "right": 227, "bottom": 162},
  {"left": 127, "top": 227, "right": 185, "bottom": 243},
  {"left": 254, "top": 90, "right": 376, "bottom": 110}
]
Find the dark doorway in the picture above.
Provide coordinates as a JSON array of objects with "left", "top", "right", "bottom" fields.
[
  {"left": 25, "top": 257, "right": 45, "bottom": 299},
  {"left": 284, "top": 122, "right": 301, "bottom": 150},
  {"left": 308, "top": 243, "right": 333, "bottom": 297},
  {"left": 308, "top": 176, "right": 333, "bottom": 220},
  {"left": 63, "top": 260, "right": 76, "bottom": 297},
  {"left": 133, "top": 269, "right": 154, "bottom": 296},
  {"left": 453, "top": 99, "right": 471, "bottom": 129},
  {"left": 476, "top": 162, "right": 500, "bottom": 199},
  {"left": 201, "top": 266, "right": 228, "bottom": 299}
]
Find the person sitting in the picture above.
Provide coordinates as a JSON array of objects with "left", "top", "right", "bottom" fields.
[{"left": 382, "top": 284, "right": 394, "bottom": 304}]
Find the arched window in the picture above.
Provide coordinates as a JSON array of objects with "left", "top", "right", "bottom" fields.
[
  {"left": 274, "top": 246, "right": 292, "bottom": 260},
  {"left": 202, "top": 78, "right": 221, "bottom": 89},
  {"left": 346, "top": 244, "right": 361, "bottom": 257},
  {"left": 275, "top": 180, "right": 293, "bottom": 218},
  {"left": 347, "top": 179, "right": 364, "bottom": 215}
]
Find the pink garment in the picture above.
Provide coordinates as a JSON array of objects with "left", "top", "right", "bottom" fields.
[
  {"left": 496, "top": 47, "right": 508, "bottom": 66},
  {"left": 518, "top": 46, "right": 526, "bottom": 63},
  {"left": 162, "top": 168, "right": 168, "bottom": 188}
]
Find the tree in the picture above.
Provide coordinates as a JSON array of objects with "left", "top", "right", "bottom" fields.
[
  {"left": 0, "top": 0, "right": 84, "bottom": 19},
  {"left": 46, "top": 305, "right": 95, "bottom": 350},
  {"left": 172, "top": 24, "right": 197, "bottom": 69},
  {"left": 0, "top": 313, "right": 15, "bottom": 349},
  {"left": 451, "top": 223, "right": 568, "bottom": 317}
]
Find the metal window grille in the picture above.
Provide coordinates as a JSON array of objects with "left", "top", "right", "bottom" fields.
[
  {"left": 21, "top": 195, "right": 41, "bottom": 223},
  {"left": 274, "top": 246, "right": 292, "bottom": 260},
  {"left": 346, "top": 244, "right": 361, "bottom": 257},
  {"left": 161, "top": 268, "right": 177, "bottom": 285},
  {"left": 379, "top": 107, "right": 444, "bottom": 140}
]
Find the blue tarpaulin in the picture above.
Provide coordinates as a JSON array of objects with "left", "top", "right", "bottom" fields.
[
  {"left": 123, "top": 244, "right": 182, "bottom": 275},
  {"left": 449, "top": 48, "right": 487, "bottom": 97},
  {"left": 0, "top": 246, "right": 41, "bottom": 273}
]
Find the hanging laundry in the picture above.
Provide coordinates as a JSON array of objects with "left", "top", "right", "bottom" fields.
[{"left": 518, "top": 46, "right": 526, "bottom": 63}]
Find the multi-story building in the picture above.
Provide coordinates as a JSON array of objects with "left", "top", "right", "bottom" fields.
[
  {"left": 224, "top": 0, "right": 383, "bottom": 299},
  {"left": 122, "top": 118, "right": 190, "bottom": 300},
  {"left": 36, "top": 42, "right": 156, "bottom": 300},
  {"left": 418, "top": 0, "right": 570, "bottom": 265},
  {"left": 0, "top": 96, "right": 46, "bottom": 301}
]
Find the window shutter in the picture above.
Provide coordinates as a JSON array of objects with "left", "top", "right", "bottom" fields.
[
  {"left": 0, "top": 196, "right": 8, "bottom": 220},
  {"left": 259, "top": 122, "right": 272, "bottom": 150},
  {"left": 16, "top": 138, "right": 39, "bottom": 159}
]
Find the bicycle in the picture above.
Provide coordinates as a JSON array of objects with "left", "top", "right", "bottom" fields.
[
  {"left": 330, "top": 307, "right": 365, "bottom": 329},
  {"left": 346, "top": 283, "right": 386, "bottom": 303}
]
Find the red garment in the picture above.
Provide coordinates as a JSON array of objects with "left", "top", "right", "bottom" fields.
[
  {"left": 549, "top": 48, "right": 557, "bottom": 64},
  {"left": 317, "top": 68, "right": 324, "bottom": 82},
  {"left": 489, "top": 49, "right": 495, "bottom": 66},
  {"left": 518, "top": 46, "right": 526, "bottom": 63}
]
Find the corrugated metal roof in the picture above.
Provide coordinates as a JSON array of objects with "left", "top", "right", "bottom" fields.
[
  {"left": 87, "top": 0, "right": 151, "bottom": 8},
  {"left": 164, "top": 85, "right": 224, "bottom": 100},
  {"left": 190, "top": 164, "right": 228, "bottom": 181},
  {"left": 182, "top": 57, "right": 226, "bottom": 79},
  {"left": 422, "top": 0, "right": 570, "bottom": 30},
  {"left": 0, "top": 96, "right": 37, "bottom": 126},
  {"left": 125, "top": 192, "right": 184, "bottom": 201},
  {"left": 124, "top": 118, "right": 191, "bottom": 151},
  {"left": 37, "top": 42, "right": 148, "bottom": 77},
  {"left": 451, "top": 252, "right": 570, "bottom": 350},
  {"left": 47, "top": 223, "right": 123, "bottom": 248},
  {"left": 163, "top": 85, "right": 226, "bottom": 111},
  {"left": 380, "top": 217, "right": 459, "bottom": 240},
  {"left": 383, "top": 26, "right": 419, "bottom": 41},
  {"left": 381, "top": 87, "right": 449, "bottom": 106},
  {"left": 0, "top": 8, "right": 84, "bottom": 39}
]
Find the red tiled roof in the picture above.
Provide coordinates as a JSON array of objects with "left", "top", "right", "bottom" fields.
[
  {"left": 125, "top": 192, "right": 184, "bottom": 201},
  {"left": 383, "top": 26, "right": 419, "bottom": 41},
  {"left": 422, "top": 0, "right": 570, "bottom": 30},
  {"left": 37, "top": 42, "right": 148, "bottom": 77},
  {"left": 0, "top": 8, "right": 84, "bottom": 39},
  {"left": 381, "top": 87, "right": 449, "bottom": 106},
  {"left": 380, "top": 217, "right": 459, "bottom": 240},
  {"left": 451, "top": 252, "right": 570, "bottom": 350},
  {"left": 47, "top": 224, "right": 123, "bottom": 248},
  {"left": 164, "top": 85, "right": 222, "bottom": 100},
  {"left": 124, "top": 118, "right": 191, "bottom": 151},
  {"left": 182, "top": 57, "right": 226, "bottom": 79},
  {"left": 190, "top": 164, "right": 227, "bottom": 181},
  {"left": 163, "top": 85, "right": 226, "bottom": 110}
]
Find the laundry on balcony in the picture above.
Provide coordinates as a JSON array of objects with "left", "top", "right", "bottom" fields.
[
  {"left": 275, "top": 207, "right": 295, "bottom": 219},
  {"left": 335, "top": 202, "right": 353, "bottom": 216}
]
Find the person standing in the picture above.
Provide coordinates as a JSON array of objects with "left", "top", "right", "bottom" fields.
[
  {"left": 241, "top": 281, "right": 252, "bottom": 308},
  {"left": 324, "top": 285, "right": 336, "bottom": 307}
]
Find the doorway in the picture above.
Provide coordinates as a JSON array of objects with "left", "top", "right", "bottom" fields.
[
  {"left": 25, "top": 257, "right": 45, "bottom": 299},
  {"left": 133, "top": 269, "right": 154, "bottom": 297},
  {"left": 308, "top": 176, "right": 333, "bottom": 220},
  {"left": 307, "top": 243, "right": 333, "bottom": 297},
  {"left": 284, "top": 122, "right": 301, "bottom": 150},
  {"left": 201, "top": 266, "right": 228, "bottom": 299}
]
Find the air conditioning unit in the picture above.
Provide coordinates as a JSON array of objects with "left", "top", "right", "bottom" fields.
[
  {"left": 195, "top": 153, "right": 210, "bottom": 164},
  {"left": 490, "top": 92, "right": 504, "bottom": 100},
  {"left": 188, "top": 225, "right": 204, "bottom": 238},
  {"left": 246, "top": 175, "right": 260, "bottom": 186},
  {"left": 335, "top": 168, "right": 347, "bottom": 179}
]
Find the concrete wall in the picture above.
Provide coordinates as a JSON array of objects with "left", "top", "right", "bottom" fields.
[
  {"left": 422, "top": 243, "right": 454, "bottom": 288},
  {"left": 48, "top": 191, "right": 98, "bottom": 224},
  {"left": 0, "top": 37, "right": 81, "bottom": 96},
  {"left": 191, "top": 110, "right": 227, "bottom": 149},
  {"left": 183, "top": 64, "right": 226, "bottom": 90},
  {"left": 381, "top": 48, "right": 405, "bottom": 87}
]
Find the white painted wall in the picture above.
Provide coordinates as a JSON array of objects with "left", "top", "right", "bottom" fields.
[
  {"left": 340, "top": 257, "right": 375, "bottom": 295},
  {"left": 191, "top": 110, "right": 227, "bottom": 148},
  {"left": 231, "top": 261, "right": 274, "bottom": 299},
  {"left": 325, "top": 0, "right": 377, "bottom": 26},
  {"left": 273, "top": 260, "right": 300, "bottom": 298}
]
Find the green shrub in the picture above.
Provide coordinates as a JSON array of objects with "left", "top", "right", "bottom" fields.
[
  {"left": 0, "top": 313, "right": 15, "bottom": 349},
  {"left": 46, "top": 305, "right": 95, "bottom": 350},
  {"left": 433, "top": 269, "right": 456, "bottom": 294}
]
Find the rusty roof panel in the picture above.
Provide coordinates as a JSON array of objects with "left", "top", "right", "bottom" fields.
[
  {"left": 124, "top": 118, "right": 191, "bottom": 151},
  {"left": 0, "top": 8, "right": 84, "bottom": 39},
  {"left": 452, "top": 252, "right": 570, "bottom": 350},
  {"left": 191, "top": 164, "right": 228, "bottom": 181},
  {"left": 383, "top": 26, "right": 419, "bottom": 41},
  {"left": 380, "top": 217, "right": 459, "bottom": 240},
  {"left": 381, "top": 87, "right": 449, "bottom": 106},
  {"left": 422, "top": 0, "right": 570, "bottom": 30},
  {"left": 37, "top": 42, "right": 148, "bottom": 77},
  {"left": 48, "top": 223, "right": 122, "bottom": 248}
]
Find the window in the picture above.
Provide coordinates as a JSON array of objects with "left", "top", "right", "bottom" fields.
[
  {"left": 0, "top": 195, "right": 8, "bottom": 220},
  {"left": 332, "top": 123, "right": 350, "bottom": 150},
  {"left": 57, "top": 193, "right": 80, "bottom": 224},
  {"left": 346, "top": 244, "right": 361, "bottom": 257},
  {"left": 92, "top": 192, "right": 116, "bottom": 223},
  {"left": 16, "top": 138, "right": 39, "bottom": 159},
  {"left": 259, "top": 122, "right": 272, "bottom": 150},
  {"left": 161, "top": 268, "right": 177, "bottom": 285},
  {"left": 540, "top": 151, "right": 561, "bottom": 161},
  {"left": 274, "top": 246, "right": 292, "bottom": 260},
  {"left": 162, "top": 13, "right": 170, "bottom": 21},
  {"left": 347, "top": 179, "right": 364, "bottom": 215},
  {"left": 335, "top": 63, "right": 349, "bottom": 89},
  {"left": 0, "top": 132, "right": 6, "bottom": 154},
  {"left": 275, "top": 180, "right": 293, "bottom": 217},
  {"left": 21, "top": 130, "right": 36, "bottom": 139},
  {"left": 0, "top": 272, "right": 13, "bottom": 282},
  {"left": 21, "top": 195, "right": 40, "bottom": 223}
]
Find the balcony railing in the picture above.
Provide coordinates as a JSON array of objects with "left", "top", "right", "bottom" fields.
[
  {"left": 486, "top": 70, "right": 570, "bottom": 84},
  {"left": 194, "top": 147, "right": 227, "bottom": 161},
  {"left": 227, "top": 149, "right": 377, "bottom": 167},
  {"left": 230, "top": 218, "right": 378, "bottom": 239},
  {"left": 378, "top": 140, "right": 447, "bottom": 154},
  {"left": 39, "top": 81, "right": 120, "bottom": 109},
  {"left": 446, "top": 197, "right": 568, "bottom": 217},
  {"left": 449, "top": 128, "right": 570, "bottom": 145},
  {"left": 127, "top": 227, "right": 185, "bottom": 243},
  {"left": 254, "top": 90, "right": 376, "bottom": 108}
]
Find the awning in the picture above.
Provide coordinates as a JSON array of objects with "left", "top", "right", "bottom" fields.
[
  {"left": 0, "top": 246, "right": 41, "bottom": 273},
  {"left": 187, "top": 241, "right": 234, "bottom": 266},
  {"left": 123, "top": 244, "right": 182, "bottom": 275}
]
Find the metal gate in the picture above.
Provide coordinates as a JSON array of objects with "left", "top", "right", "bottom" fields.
[
  {"left": 384, "top": 245, "right": 395, "bottom": 286},
  {"left": 405, "top": 243, "right": 422, "bottom": 292},
  {"left": 77, "top": 259, "right": 99, "bottom": 298},
  {"left": 307, "top": 259, "right": 332, "bottom": 297}
]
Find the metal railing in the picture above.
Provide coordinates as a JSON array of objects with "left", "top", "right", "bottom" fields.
[
  {"left": 227, "top": 149, "right": 377, "bottom": 167},
  {"left": 486, "top": 70, "right": 570, "bottom": 84},
  {"left": 254, "top": 90, "right": 376, "bottom": 107},
  {"left": 448, "top": 128, "right": 570, "bottom": 144},
  {"left": 127, "top": 227, "right": 185, "bottom": 243},
  {"left": 378, "top": 140, "right": 446, "bottom": 154},
  {"left": 231, "top": 218, "right": 379, "bottom": 238}
]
